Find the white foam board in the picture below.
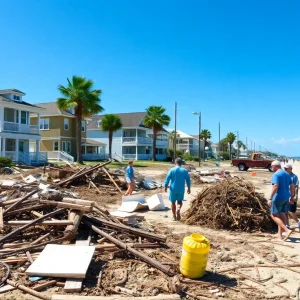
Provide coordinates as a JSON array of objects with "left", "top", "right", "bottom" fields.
[{"left": 26, "top": 244, "right": 95, "bottom": 278}]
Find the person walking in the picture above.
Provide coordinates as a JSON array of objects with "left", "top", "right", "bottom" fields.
[
  {"left": 164, "top": 157, "right": 191, "bottom": 221},
  {"left": 124, "top": 161, "right": 135, "bottom": 196},
  {"left": 284, "top": 163, "right": 300, "bottom": 228},
  {"left": 269, "top": 160, "right": 294, "bottom": 240}
]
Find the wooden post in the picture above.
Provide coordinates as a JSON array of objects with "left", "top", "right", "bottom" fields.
[
  {"left": 64, "top": 211, "right": 83, "bottom": 241},
  {"left": 102, "top": 167, "right": 123, "bottom": 194},
  {"left": 0, "top": 207, "right": 3, "bottom": 230}
]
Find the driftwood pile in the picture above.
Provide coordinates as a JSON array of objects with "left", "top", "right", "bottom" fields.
[
  {"left": 0, "top": 165, "right": 179, "bottom": 299},
  {"left": 183, "top": 177, "right": 273, "bottom": 232}
]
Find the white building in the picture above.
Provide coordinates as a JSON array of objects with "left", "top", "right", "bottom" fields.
[
  {"left": 0, "top": 88, "right": 46, "bottom": 165},
  {"left": 87, "top": 112, "right": 169, "bottom": 160},
  {"left": 168, "top": 130, "right": 204, "bottom": 157}
]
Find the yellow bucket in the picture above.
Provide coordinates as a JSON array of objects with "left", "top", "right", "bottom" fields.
[{"left": 180, "top": 233, "right": 210, "bottom": 279}]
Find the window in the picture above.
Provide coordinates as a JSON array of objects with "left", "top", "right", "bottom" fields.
[
  {"left": 97, "top": 120, "right": 101, "bottom": 128},
  {"left": 64, "top": 118, "right": 69, "bottom": 130},
  {"left": 81, "top": 121, "right": 85, "bottom": 132},
  {"left": 21, "top": 111, "right": 28, "bottom": 124},
  {"left": 13, "top": 95, "right": 20, "bottom": 101},
  {"left": 40, "top": 118, "right": 49, "bottom": 130},
  {"left": 19, "top": 141, "right": 24, "bottom": 152},
  {"left": 53, "top": 141, "right": 59, "bottom": 151},
  {"left": 62, "top": 141, "right": 71, "bottom": 153}
]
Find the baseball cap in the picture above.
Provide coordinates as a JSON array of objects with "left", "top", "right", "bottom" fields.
[
  {"left": 271, "top": 160, "right": 281, "bottom": 166},
  {"left": 284, "top": 163, "right": 293, "bottom": 169}
]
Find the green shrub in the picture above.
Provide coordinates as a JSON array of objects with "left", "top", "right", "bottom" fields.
[
  {"left": 166, "top": 148, "right": 174, "bottom": 158},
  {"left": 183, "top": 153, "right": 193, "bottom": 161},
  {"left": 192, "top": 156, "right": 199, "bottom": 162},
  {"left": 175, "top": 150, "right": 183, "bottom": 157},
  {"left": 220, "top": 151, "right": 230, "bottom": 160},
  {"left": 0, "top": 157, "right": 13, "bottom": 168}
]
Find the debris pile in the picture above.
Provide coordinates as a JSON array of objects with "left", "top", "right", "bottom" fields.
[
  {"left": 183, "top": 177, "right": 273, "bottom": 232},
  {"left": 0, "top": 182, "right": 178, "bottom": 299},
  {"left": 190, "top": 169, "right": 231, "bottom": 184}
]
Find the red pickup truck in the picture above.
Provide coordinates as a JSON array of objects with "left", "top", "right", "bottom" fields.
[{"left": 232, "top": 153, "right": 273, "bottom": 171}]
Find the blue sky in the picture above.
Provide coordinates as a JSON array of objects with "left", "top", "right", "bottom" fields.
[{"left": 1, "top": 0, "right": 300, "bottom": 156}]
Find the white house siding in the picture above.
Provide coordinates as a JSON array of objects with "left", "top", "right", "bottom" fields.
[{"left": 87, "top": 129, "right": 122, "bottom": 155}]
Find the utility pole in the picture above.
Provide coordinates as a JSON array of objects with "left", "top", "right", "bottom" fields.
[
  {"left": 246, "top": 137, "right": 248, "bottom": 156},
  {"left": 236, "top": 131, "right": 239, "bottom": 159},
  {"left": 254, "top": 142, "right": 255, "bottom": 152},
  {"left": 251, "top": 140, "right": 252, "bottom": 153},
  {"left": 218, "top": 122, "right": 221, "bottom": 160},
  {"left": 192, "top": 112, "right": 201, "bottom": 167},
  {"left": 173, "top": 102, "right": 177, "bottom": 162}
]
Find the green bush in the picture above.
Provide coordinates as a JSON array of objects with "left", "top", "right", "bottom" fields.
[
  {"left": 220, "top": 151, "right": 230, "bottom": 160},
  {"left": 183, "top": 153, "right": 193, "bottom": 161},
  {"left": 192, "top": 156, "right": 199, "bottom": 161},
  {"left": 166, "top": 148, "right": 174, "bottom": 158},
  {"left": 0, "top": 157, "right": 13, "bottom": 168},
  {"left": 175, "top": 150, "right": 183, "bottom": 157}
]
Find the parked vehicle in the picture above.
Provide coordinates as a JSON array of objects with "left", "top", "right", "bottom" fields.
[{"left": 232, "top": 153, "right": 273, "bottom": 171}]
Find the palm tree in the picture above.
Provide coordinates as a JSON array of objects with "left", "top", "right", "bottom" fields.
[
  {"left": 226, "top": 132, "right": 237, "bottom": 159},
  {"left": 101, "top": 114, "right": 123, "bottom": 159},
  {"left": 200, "top": 129, "right": 212, "bottom": 146},
  {"left": 143, "top": 106, "right": 171, "bottom": 161},
  {"left": 57, "top": 76, "right": 103, "bottom": 164},
  {"left": 219, "top": 138, "right": 228, "bottom": 152}
]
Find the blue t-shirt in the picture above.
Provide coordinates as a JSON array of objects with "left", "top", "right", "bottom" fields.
[
  {"left": 164, "top": 166, "right": 191, "bottom": 194},
  {"left": 290, "top": 173, "right": 299, "bottom": 187},
  {"left": 271, "top": 169, "right": 292, "bottom": 202},
  {"left": 126, "top": 166, "right": 134, "bottom": 179}
]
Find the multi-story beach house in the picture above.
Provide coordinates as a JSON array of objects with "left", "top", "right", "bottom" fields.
[
  {"left": 87, "top": 112, "right": 169, "bottom": 160},
  {"left": 0, "top": 88, "right": 46, "bottom": 165},
  {"left": 30, "top": 102, "right": 106, "bottom": 162}
]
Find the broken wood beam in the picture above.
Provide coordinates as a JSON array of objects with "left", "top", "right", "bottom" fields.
[
  {"left": 83, "top": 219, "right": 174, "bottom": 276},
  {"left": 3, "top": 188, "right": 40, "bottom": 215},
  {"left": 7, "top": 279, "right": 51, "bottom": 300},
  {"left": 39, "top": 200, "right": 92, "bottom": 212},
  {"left": 0, "top": 208, "right": 65, "bottom": 245},
  {"left": 95, "top": 242, "right": 161, "bottom": 251},
  {"left": 102, "top": 167, "right": 123, "bottom": 194},
  {"left": 57, "top": 161, "right": 111, "bottom": 186},
  {"left": 4, "top": 204, "right": 47, "bottom": 217},
  {"left": 64, "top": 210, "right": 83, "bottom": 241},
  {"left": 33, "top": 280, "right": 57, "bottom": 291},
  {"left": 0, "top": 237, "right": 65, "bottom": 258},
  {"left": 0, "top": 207, "right": 3, "bottom": 230},
  {"left": 85, "top": 216, "right": 167, "bottom": 243},
  {"left": 62, "top": 198, "right": 95, "bottom": 206},
  {"left": 7, "top": 220, "right": 73, "bottom": 226},
  {"left": 31, "top": 232, "right": 53, "bottom": 245}
]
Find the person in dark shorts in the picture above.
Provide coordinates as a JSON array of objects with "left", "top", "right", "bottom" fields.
[
  {"left": 284, "top": 164, "right": 300, "bottom": 228},
  {"left": 269, "top": 160, "right": 294, "bottom": 240}
]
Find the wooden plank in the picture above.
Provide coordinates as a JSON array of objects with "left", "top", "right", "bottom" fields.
[
  {"left": 52, "top": 295, "right": 180, "bottom": 300},
  {"left": 102, "top": 167, "right": 123, "bottom": 194},
  {"left": 0, "top": 284, "right": 16, "bottom": 294},
  {"left": 33, "top": 280, "right": 57, "bottom": 291},
  {"left": 64, "top": 238, "right": 90, "bottom": 292},
  {"left": 0, "top": 207, "right": 3, "bottom": 229},
  {"left": 26, "top": 251, "right": 34, "bottom": 263},
  {"left": 39, "top": 200, "right": 92, "bottom": 212},
  {"left": 63, "top": 198, "right": 94, "bottom": 206},
  {"left": 26, "top": 244, "right": 95, "bottom": 278},
  {"left": 7, "top": 220, "right": 73, "bottom": 226}
]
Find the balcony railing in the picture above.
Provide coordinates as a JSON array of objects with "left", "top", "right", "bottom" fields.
[
  {"left": 3, "top": 151, "right": 48, "bottom": 164},
  {"left": 82, "top": 153, "right": 109, "bottom": 161},
  {"left": 122, "top": 137, "right": 166, "bottom": 145},
  {"left": 3, "top": 122, "right": 39, "bottom": 134}
]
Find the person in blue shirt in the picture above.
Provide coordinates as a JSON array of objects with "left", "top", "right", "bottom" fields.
[
  {"left": 124, "top": 161, "right": 135, "bottom": 196},
  {"left": 269, "top": 160, "right": 294, "bottom": 240},
  {"left": 164, "top": 157, "right": 191, "bottom": 221},
  {"left": 284, "top": 164, "right": 300, "bottom": 228}
]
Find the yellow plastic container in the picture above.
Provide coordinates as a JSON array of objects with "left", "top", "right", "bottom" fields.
[{"left": 180, "top": 233, "right": 210, "bottom": 279}]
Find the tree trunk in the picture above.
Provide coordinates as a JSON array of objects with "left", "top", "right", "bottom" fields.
[
  {"left": 75, "top": 109, "right": 83, "bottom": 164},
  {"left": 152, "top": 129, "right": 157, "bottom": 161},
  {"left": 109, "top": 131, "right": 113, "bottom": 160},
  {"left": 229, "top": 144, "right": 232, "bottom": 159}
]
